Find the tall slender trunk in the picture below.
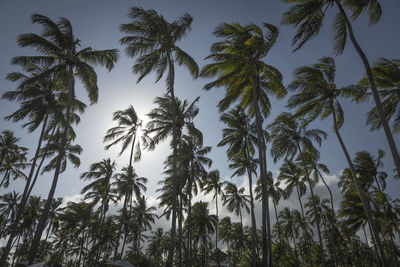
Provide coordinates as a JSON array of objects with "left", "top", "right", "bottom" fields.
[
  {"left": 245, "top": 148, "right": 258, "bottom": 267},
  {"left": 115, "top": 137, "right": 137, "bottom": 259},
  {"left": 331, "top": 101, "right": 388, "bottom": 266},
  {"left": 114, "top": 194, "right": 129, "bottom": 259},
  {"left": 296, "top": 141, "right": 325, "bottom": 266},
  {"left": 27, "top": 64, "right": 74, "bottom": 265},
  {"left": 252, "top": 75, "right": 271, "bottom": 267},
  {"left": 27, "top": 126, "right": 57, "bottom": 199},
  {"left": 165, "top": 53, "right": 178, "bottom": 267},
  {"left": 333, "top": 0, "right": 400, "bottom": 178},
  {"left": 315, "top": 168, "right": 338, "bottom": 266},
  {"left": 0, "top": 113, "right": 49, "bottom": 266},
  {"left": 78, "top": 229, "right": 85, "bottom": 267},
  {"left": 273, "top": 200, "right": 283, "bottom": 247}
]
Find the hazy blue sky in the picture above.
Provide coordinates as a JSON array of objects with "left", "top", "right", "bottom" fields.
[{"left": 0, "top": 0, "right": 399, "bottom": 230}]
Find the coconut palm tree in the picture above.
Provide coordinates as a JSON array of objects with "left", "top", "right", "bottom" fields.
[
  {"left": 217, "top": 106, "right": 259, "bottom": 260},
  {"left": 61, "top": 201, "right": 93, "bottom": 266},
  {"left": 190, "top": 201, "right": 217, "bottom": 267},
  {"left": 104, "top": 105, "right": 142, "bottom": 165},
  {"left": 201, "top": 22, "right": 286, "bottom": 266},
  {"left": 4, "top": 13, "right": 118, "bottom": 264},
  {"left": 222, "top": 182, "right": 250, "bottom": 228},
  {"left": 282, "top": 0, "right": 400, "bottom": 201},
  {"left": 268, "top": 112, "right": 327, "bottom": 265},
  {"left": 131, "top": 196, "right": 157, "bottom": 253},
  {"left": 287, "top": 56, "right": 387, "bottom": 264},
  {"left": 81, "top": 158, "right": 118, "bottom": 261},
  {"left": 113, "top": 166, "right": 147, "bottom": 257},
  {"left": 0, "top": 131, "right": 28, "bottom": 187},
  {"left": 0, "top": 191, "right": 21, "bottom": 236},
  {"left": 201, "top": 170, "right": 224, "bottom": 252},
  {"left": 146, "top": 228, "right": 165, "bottom": 264},
  {"left": 181, "top": 133, "right": 212, "bottom": 266},
  {"left": 279, "top": 207, "right": 300, "bottom": 258},
  {"left": 120, "top": 7, "right": 199, "bottom": 266},
  {"left": 277, "top": 160, "right": 307, "bottom": 218}
]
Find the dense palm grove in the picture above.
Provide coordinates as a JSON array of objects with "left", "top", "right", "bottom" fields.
[{"left": 0, "top": 1, "right": 399, "bottom": 267}]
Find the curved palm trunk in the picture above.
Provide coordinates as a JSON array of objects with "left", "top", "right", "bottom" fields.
[
  {"left": 0, "top": 113, "right": 49, "bottom": 266},
  {"left": 252, "top": 77, "right": 272, "bottom": 267},
  {"left": 187, "top": 162, "right": 194, "bottom": 267},
  {"left": 333, "top": 0, "right": 400, "bottom": 179},
  {"left": 331, "top": 102, "right": 388, "bottom": 266},
  {"left": 296, "top": 141, "right": 325, "bottom": 266},
  {"left": 315, "top": 168, "right": 339, "bottom": 266},
  {"left": 165, "top": 54, "right": 178, "bottom": 267},
  {"left": 27, "top": 65, "right": 75, "bottom": 265}
]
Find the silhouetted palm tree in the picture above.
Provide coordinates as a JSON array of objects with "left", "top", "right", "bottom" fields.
[
  {"left": 201, "top": 22, "right": 286, "bottom": 266},
  {"left": 120, "top": 7, "right": 199, "bottom": 266}
]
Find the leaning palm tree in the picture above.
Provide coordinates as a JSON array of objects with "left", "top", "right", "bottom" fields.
[
  {"left": 120, "top": 7, "right": 199, "bottom": 266},
  {"left": 282, "top": 0, "right": 400, "bottom": 194},
  {"left": 201, "top": 22, "right": 286, "bottom": 266},
  {"left": 201, "top": 170, "right": 225, "bottom": 253},
  {"left": 287, "top": 56, "right": 387, "bottom": 263},
  {"left": 104, "top": 105, "right": 142, "bottom": 165},
  {"left": 3, "top": 14, "right": 118, "bottom": 265},
  {"left": 268, "top": 112, "right": 327, "bottom": 265}
]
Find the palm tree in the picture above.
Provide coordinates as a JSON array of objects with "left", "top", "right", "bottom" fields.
[
  {"left": 217, "top": 106, "right": 259, "bottom": 261},
  {"left": 61, "top": 201, "right": 93, "bottom": 266},
  {"left": 3, "top": 13, "right": 118, "bottom": 265},
  {"left": 282, "top": 0, "right": 400, "bottom": 196},
  {"left": 279, "top": 207, "right": 300, "bottom": 257},
  {"left": 81, "top": 158, "right": 118, "bottom": 261},
  {"left": 222, "top": 182, "right": 250, "bottom": 228},
  {"left": 268, "top": 112, "right": 327, "bottom": 265},
  {"left": 0, "top": 131, "right": 28, "bottom": 188},
  {"left": 190, "top": 201, "right": 217, "bottom": 267},
  {"left": 146, "top": 228, "right": 165, "bottom": 264},
  {"left": 131, "top": 196, "right": 157, "bottom": 253},
  {"left": 287, "top": 56, "right": 387, "bottom": 264},
  {"left": 104, "top": 105, "right": 142, "bottom": 165},
  {"left": 113, "top": 166, "right": 147, "bottom": 257},
  {"left": 0, "top": 191, "right": 21, "bottom": 236},
  {"left": 201, "top": 22, "right": 286, "bottom": 266},
  {"left": 181, "top": 133, "right": 212, "bottom": 266},
  {"left": 120, "top": 7, "right": 199, "bottom": 266},
  {"left": 202, "top": 170, "right": 224, "bottom": 253}
]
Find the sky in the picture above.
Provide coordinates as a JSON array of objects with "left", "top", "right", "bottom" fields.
[{"left": 0, "top": 0, "right": 400, "bottom": 238}]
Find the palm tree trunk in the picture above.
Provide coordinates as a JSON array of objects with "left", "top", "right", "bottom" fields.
[
  {"left": 0, "top": 112, "right": 48, "bottom": 266},
  {"left": 296, "top": 141, "right": 325, "bottom": 266},
  {"left": 215, "top": 192, "right": 219, "bottom": 251},
  {"left": 330, "top": 101, "right": 388, "bottom": 266},
  {"left": 78, "top": 229, "right": 85, "bottom": 267},
  {"left": 273, "top": 201, "right": 283, "bottom": 246},
  {"left": 27, "top": 127, "right": 56, "bottom": 198},
  {"left": 333, "top": 0, "right": 400, "bottom": 179},
  {"left": 187, "top": 188, "right": 193, "bottom": 267},
  {"left": 245, "top": 148, "right": 258, "bottom": 267},
  {"left": 114, "top": 195, "right": 129, "bottom": 259},
  {"left": 27, "top": 64, "right": 75, "bottom": 265},
  {"left": 165, "top": 53, "right": 178, "bottom": 267},
  {"left": 315, "top": 168, "right": 339, "bottom": 266},
  {"left": 251, "top": 77, "right": 270, "bottom": 267}
]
